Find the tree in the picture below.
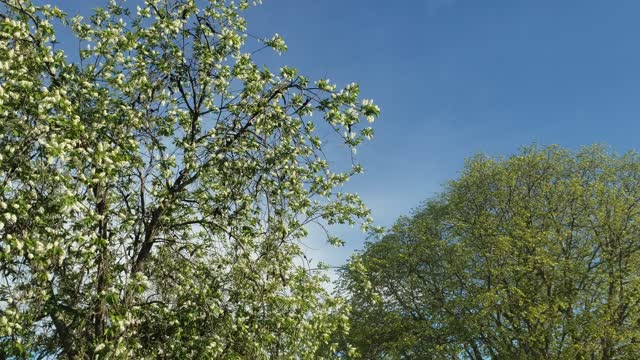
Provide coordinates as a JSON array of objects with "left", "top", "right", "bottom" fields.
[
  {"left": 341, "top": 145, "right": 640, "bottom": 359},
  {"left": 0, "top": 0, "right": 379, "bottom": 358}
]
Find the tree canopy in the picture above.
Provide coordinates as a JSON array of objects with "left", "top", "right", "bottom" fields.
[
  {"left": 0, "top": 0, "right": 379, "bottom": 358},
  {"left": 342, "top": 145, "right": 640, "bottom": 359}
]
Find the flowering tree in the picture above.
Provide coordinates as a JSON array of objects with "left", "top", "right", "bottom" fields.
[{"left": 0, "top": 0, "right": 379, "bottom": 358}]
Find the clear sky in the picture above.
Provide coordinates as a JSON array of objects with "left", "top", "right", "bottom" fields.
[
  {"left": 243, "top": 0, "right": 640, "bottom": 271},
  {"left": 49, "top": 0, "right": 640, "bottom": 273}
]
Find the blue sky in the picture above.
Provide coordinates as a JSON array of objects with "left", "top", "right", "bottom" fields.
[
  {"left": 243, "top": 0, "right": 640, "bottom": 270},
  {"left": 49, "top": 0, "right": 640, "bottom": 272}
]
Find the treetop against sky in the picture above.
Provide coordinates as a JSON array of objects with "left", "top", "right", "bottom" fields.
[
  {"left": 2, "top": 0, "right": 640, "bottom": 358},
  {"left": 43, "top": 0, "right": 640, "bottom": 270}
]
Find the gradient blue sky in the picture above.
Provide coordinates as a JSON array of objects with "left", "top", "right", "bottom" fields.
[
  {"left": 245, "top": 0, "right": 640, "bottom": 270},
  {"left": 50, "top": 0, "right": 640, "bottom": 271}
]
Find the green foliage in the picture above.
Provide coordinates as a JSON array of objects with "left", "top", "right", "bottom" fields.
[
  {"left": 342, "top": 145, "right": 640, "bottom": 359},
  {"left": 0, "top": 0, "right": 379, "bottom": 358}
]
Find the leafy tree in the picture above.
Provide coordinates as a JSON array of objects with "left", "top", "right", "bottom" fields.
[
  {"left": 0, "top": 0, "right": 379, "bottom": 358},
  {"left": 342, "top": 145, "right": 640, "bottom": 359}
]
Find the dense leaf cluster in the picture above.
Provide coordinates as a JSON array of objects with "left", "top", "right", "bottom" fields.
[{"left": 343, "top": 146, "right": 640, "bottom": 359}]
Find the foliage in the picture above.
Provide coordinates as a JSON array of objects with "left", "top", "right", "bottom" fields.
[
  {"left": 0, "top": 0, "right": 379, "bottom": 358},
  {"left": 342, "top": 145, "right": 640, "bottom": 359}
]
